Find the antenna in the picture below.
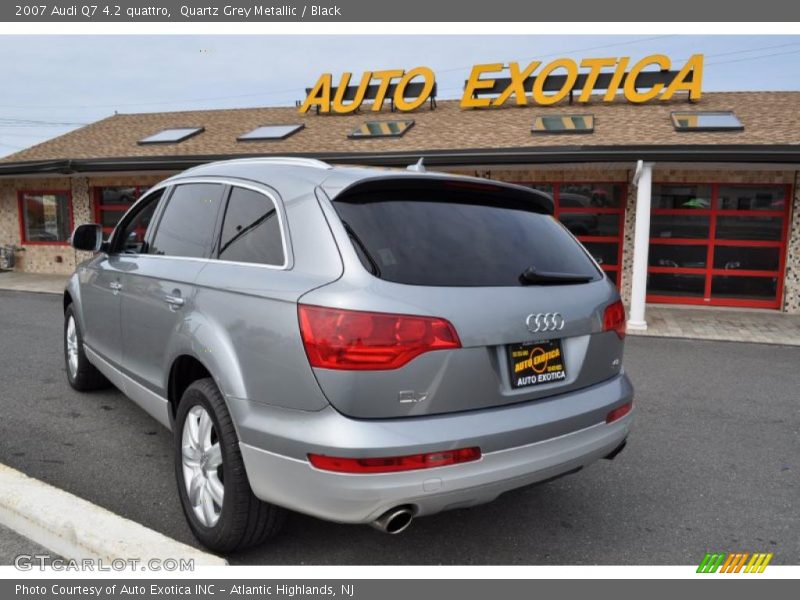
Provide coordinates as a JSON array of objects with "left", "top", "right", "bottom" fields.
[{"left": 406, "top": 157, "right": 426, "bottom": 173}]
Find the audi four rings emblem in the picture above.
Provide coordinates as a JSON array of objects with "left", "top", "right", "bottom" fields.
[{"left": 526, "top": 312, "right": 566, "bottom": 333}]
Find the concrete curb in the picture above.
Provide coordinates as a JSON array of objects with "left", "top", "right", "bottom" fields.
[
  {"left": 0, "top": 463, "right": 227, "bottom": 566},
  {"left": 0, "top": 272, "right": 67, "bottom": 295}
]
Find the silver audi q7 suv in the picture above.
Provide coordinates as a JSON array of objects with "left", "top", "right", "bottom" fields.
[{"left": 65, "top": 158, "right": 633, "bottom": 552}]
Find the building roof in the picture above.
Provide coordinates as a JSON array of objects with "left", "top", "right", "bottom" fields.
[{"left": 2, "top": 91, "right": 800, "bottom": 175}]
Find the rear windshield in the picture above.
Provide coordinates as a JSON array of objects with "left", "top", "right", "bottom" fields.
[{"left": 333, "top": 187, "right": 602, "bottom": 287}]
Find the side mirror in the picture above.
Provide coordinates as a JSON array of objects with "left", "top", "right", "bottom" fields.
[{"left": 70, "top": 224, "right": 104, "bottom": 252}]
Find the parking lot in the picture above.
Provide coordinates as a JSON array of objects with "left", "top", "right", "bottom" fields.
[{"left": 0, "top": 289, "right": 798, "bottom": 565}]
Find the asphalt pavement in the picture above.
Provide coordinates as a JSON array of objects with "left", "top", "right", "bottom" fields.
[{"left": 0, "top": 289, "right": 798, "bottom": 565}]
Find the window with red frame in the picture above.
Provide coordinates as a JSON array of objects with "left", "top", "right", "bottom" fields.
[
  {"left": 93, "top": 186, "right": 150, "bottom": 236},
  {"left": 523, "top": 182, "right": 626, "bottom": 286},
  {"left": 647, "top": 183, "right": 791, "bottom": 309},
  {"left": 18, "top": 191, "right": 72, "bottom": 244}
]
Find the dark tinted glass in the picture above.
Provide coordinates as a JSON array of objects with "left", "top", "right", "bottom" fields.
[
  {"left": 711, "top": 276, "right": 777, "bottom": 300},
  {"left": 334, "top": 191, "right": 601, "bottom": 287},
  {"left": 647, "top": 273, "right": 705, "bottom": 297},
  {"left": 713, "top": 246, "right": 780, "bottom": 271},
  {"left": 99, "top": 187, "right": 139, "bottom": 206},
  {"left": 649, "top": 244, "right": 707, "bottom": 269},
  {"left": 218, "top": 187, "right": 284, "bottom": 266},
  {"left": 650, "top": 215, "right": 710, "bottom": 239},
  {"left": 652, "top": 185, "right": 712, "bottom": 210},
  {"left": 717, "top": 186, "right": 786, "bottom": 211},
  {"left": 715, "top": 216, "right": 782, "bottom": 241},
  {"left": 581, "top": 242, "right": 619, "bottom": 266},
  {"left": 560, "top": 183, "right": 623, "bottom": 208},
  {"left": 101, "top": 209, "right": 127, "bottom": 228},
  {"left": 527, "top": 183, "right": 554, "bottom": 196},
  {"left": 117, "top": 190, "right": 163, "bottom": 254},
  {"left": 559, "top": 213, "right": 620, "bottom": 237},
  {"left": 149, "top": 184, "right": 224, "bottom": 258}
]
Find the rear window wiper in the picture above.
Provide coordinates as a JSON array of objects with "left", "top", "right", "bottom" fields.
[{"left": 519, "top": 266, "right": 594, "bottom": 285}]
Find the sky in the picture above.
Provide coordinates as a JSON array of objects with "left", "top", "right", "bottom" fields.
[{"left": 1, "top": 34, "right": 799, "bottom": 158}]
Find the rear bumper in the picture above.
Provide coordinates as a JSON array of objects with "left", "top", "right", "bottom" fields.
[{"left": 231, "top": 372, "right": 633, "bottom": 524}]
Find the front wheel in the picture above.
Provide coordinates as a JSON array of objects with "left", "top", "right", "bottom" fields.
[{"left": 174, "top": 378, "right": 286, "bottom": 552}]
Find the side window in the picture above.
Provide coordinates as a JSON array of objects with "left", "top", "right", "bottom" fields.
[
  {"left": 149, "top": 184, "right": 225, "bottom": 258},
  {"left": 218, "top": 186, "right": 285, "bottom": 266},
  {"left": 116, "top": 189, "right": 163, "bottom": 254}
]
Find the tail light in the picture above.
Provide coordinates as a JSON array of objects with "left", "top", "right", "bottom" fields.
[
  {"left": 298, "top": 304, "right": 461, "bottom": 370},
  {"left": 308, "top": 447, "right": 481, "bottom": 473},
  {"left": 606, "top": 401, "right": 633, "bottom": 423},
  {"left": 603, "top": 300, "right": 626, "bottom": 339}
]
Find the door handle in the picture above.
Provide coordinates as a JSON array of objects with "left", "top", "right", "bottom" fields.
[
  {"left": 109, "top": 281, "right": 122, "bottom": 295},
  {"left": 164, "top": 294, "right": 185, "bottom": 308}
]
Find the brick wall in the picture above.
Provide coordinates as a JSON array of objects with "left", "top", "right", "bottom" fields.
[{"left": 0, "top": 173, "right": 170, "bottom": 275}]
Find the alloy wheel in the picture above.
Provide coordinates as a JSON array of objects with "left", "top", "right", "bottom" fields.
[{"left": 181, "top": 405, "right": 224, "bottom": 527}]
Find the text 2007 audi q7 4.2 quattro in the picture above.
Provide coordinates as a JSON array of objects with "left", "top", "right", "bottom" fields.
[{"left": 64, "top": 158, "right": 633, "bottom": 552}]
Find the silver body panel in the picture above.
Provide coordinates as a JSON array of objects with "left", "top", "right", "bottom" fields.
[{"left": 65, "top": 157, "right": 634, "bottom": 524}]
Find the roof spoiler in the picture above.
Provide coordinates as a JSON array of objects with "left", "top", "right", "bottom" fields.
[{"left": 331, "top": 175, "right": 555, "bottom": 215}]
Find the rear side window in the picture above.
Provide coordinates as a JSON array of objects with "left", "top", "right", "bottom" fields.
[
  {"left": 333, "top": 186, "right": 601, "bottom": 287},
  {"left": 149, "top": 184, "right": 224, "bottom": 258},
  {"left": 218, "top": 186, "right": 285, "bottom": 266}
]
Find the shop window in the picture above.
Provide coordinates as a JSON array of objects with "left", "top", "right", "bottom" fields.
[
  {"left": 652, "top": 184, "right": 712, "bottom": 210},
  {"left": 18, "top": 191, "right": 72, "bottom": 244},
  {"left": 717, "top": 185, "right": 786, "bottom": 211},
  {"left": 238, "top": 124, "right": 304, "bottom": 141},
  {"left": 93, "top": 186, "right": 150, "bottom": 236},
  {"left": 671, "top": 111, "right": 743, "bottom": 132},
  {"left": 532, "top": 114, "right": 594, "bottom": 134},
  {"left": 711, "top": 275, "right": 778, "bottom": 301},
  {"left": 138, "top": 127, "right": 204, "bottom": 144},
  {"left": 349, "top": 120, "right": 414, "bottom": 138}
]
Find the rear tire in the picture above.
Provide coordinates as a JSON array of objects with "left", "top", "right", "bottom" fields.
[
  {"left": 64, "top": 304, "right": 110, "bottom": 391},
  {"left": 174, "top": 378, "right": 286, "bottom": 552}
]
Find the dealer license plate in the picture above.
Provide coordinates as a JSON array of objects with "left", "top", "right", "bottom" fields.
[{"left": 507, "top": 339, "right": 567, "bottom": 389}]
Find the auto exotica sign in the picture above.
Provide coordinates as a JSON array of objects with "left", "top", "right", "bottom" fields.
[{"left": 299, "top": 54, "right": 704, "bottom": 114}]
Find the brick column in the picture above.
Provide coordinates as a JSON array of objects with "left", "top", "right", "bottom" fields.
[
  {"left": 619, "top": 174, "right": 638, "bottom": 308},
  {"left": 70, "top": 176, "right": 95, "bottom": 264},
  {"left": 783, "top": 172, "right": 800, "bottom": 314}
]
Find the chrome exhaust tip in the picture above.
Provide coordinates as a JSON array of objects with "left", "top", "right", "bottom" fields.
[{"left": 371, "top": 506, "right": 414, "bottom": 535}]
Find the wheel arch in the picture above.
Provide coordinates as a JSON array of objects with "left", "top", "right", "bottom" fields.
[
  {"left": 63, "top": 274, "right": 86, "bottom": 332},
  {"left": 166, "top": 352, "right": 245, "bottom": 440}
]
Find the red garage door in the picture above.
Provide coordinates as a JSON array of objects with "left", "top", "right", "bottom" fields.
[{"left": 647, "top": 183, "right": 791, "bottom": 309}]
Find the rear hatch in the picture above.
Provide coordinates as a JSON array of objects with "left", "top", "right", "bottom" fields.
[{"left": 300, "top": 176, "right": 626, "bottom": 419}]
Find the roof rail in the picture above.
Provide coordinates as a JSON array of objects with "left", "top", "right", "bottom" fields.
[{"left": 220, "top": 157, "right": 332, "bottom": 169}]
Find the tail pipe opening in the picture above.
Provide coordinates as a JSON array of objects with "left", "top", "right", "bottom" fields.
[
  {"left": 371, "top": 506, "right": 415, "bottom": 535},
  {"left": 603, "top": 439, "right": 627, "bottom": 461}
]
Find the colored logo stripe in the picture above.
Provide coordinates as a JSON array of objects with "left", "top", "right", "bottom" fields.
[{"left": 697, "top": 552, "right": 773, "bottom": 573}]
